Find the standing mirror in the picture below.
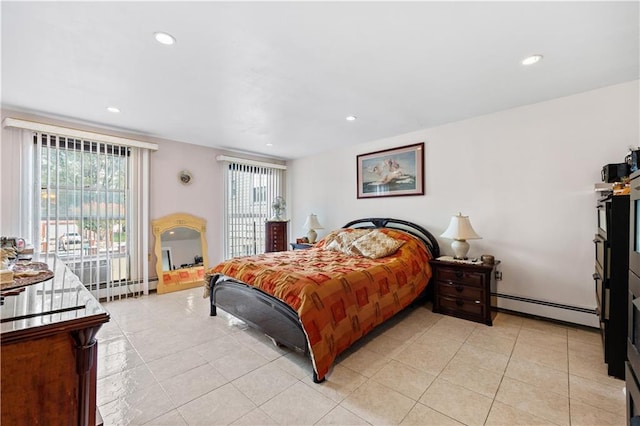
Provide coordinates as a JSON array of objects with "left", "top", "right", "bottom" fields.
[{"left": 152, "top": 213, "right": 208, "bottom": 294}]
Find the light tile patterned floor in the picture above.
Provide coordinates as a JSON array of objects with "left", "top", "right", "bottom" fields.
[{"left": 97, "top": 288, "right": 626, "bottom": 425}]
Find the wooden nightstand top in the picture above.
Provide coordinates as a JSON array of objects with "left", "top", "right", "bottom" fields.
[
  {"left": 430, "top": 257, "right": 500, "bottom": 270},
  {"left": 290, "top": 243, "right": 314, "bottom": 250}
]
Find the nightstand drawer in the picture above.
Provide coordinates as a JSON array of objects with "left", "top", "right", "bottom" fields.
[
  {"left": 437, "top": 281, "right": 484, "bottom": 300},
  {"left": 429, "top": 258, "right": 498, "bottom": 326},
  {"left": 437, "top": 295, "right": 484, "bottom": 317},
  {"left": 436, "top": 267, "right": 484, "bottom": 287}
]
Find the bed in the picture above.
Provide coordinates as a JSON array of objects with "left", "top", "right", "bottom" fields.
[{"left": 205, "top": 218, "right": 440, "bottom": 383}]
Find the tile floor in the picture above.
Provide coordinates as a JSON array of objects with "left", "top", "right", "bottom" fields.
[{"left": 97, "top": 288, "right": 626, "bottom": 425}]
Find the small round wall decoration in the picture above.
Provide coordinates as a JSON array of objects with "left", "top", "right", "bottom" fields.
[{"left": 178, "top": 170, "right": 193, "bottom": 185}]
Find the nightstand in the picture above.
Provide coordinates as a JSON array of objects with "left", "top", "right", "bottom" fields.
[
  {"left": 290, "top": 243, "right": 314, "bottom": 250},
  {"left": 429, "top": 258, "right": 499, "bottom": 326}
]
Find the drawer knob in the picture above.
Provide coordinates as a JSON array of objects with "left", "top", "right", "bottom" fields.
[
  {"left": 455, "top": 271, "right": 464, "bottom": 278},
  {"left": 475, "top": 300, "right": 481, "bottom": 304},
  {"left": 455, "top": 285, "right": 464, "bottom": 292},
  {"left": 456, "top": 300, "right": 464, "bottom": 306}
]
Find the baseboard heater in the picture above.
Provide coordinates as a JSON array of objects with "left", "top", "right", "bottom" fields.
[
  {"left": 493, "top": 292, "right": 596, "bottom": 315},
  {"left": 87, "top": 279, "right": 148, "bottom": 302}
]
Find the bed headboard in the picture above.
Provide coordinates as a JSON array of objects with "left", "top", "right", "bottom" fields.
[{"left": 342, "top": 218, "right": 440, "bottom": 259}]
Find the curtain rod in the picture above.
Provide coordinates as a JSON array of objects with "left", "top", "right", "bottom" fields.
[
  {"left": 2, "top": 117, "right": 159, "bottom": 151},
  {"left": 216, "top": 155, "right": 287, "bottom": 170}
]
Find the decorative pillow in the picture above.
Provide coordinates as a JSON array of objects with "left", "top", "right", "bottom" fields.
[
  {"left": 352, "top": 230, "right": 405, "bottom": 259},
  {"left": 323, "top": 229, "right": 370, "bottom": 254},
  {"left": 319, "top": 229, "right": 342, "bottom": 249}
]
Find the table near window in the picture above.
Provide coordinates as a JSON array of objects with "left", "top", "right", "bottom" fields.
[{"left": 1, "top": 255, "right": 109, "bottom": 426}]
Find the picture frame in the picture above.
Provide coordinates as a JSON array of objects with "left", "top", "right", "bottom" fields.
[{"left": 357, "top": 142, "right": 424, "bottom": 198}]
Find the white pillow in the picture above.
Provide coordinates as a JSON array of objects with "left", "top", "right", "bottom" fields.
[
  {"left": 323, "top": 229, "right": 370, "bottom": 254},
  {"left": 352, "top": 230, "right": 405, "bottom": 259}
]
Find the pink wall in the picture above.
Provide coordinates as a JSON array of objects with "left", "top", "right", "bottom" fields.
[{"left": 150, "top": 139, "right": 224, "bottom": 270}]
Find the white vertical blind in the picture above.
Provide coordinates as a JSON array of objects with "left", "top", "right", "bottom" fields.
[
  {"left": 221, "top": 159, "right": 286, "bottom": 259},
  {"left": 129, "top": 147, "right": 151, "bottom": 295},
  {"left": 28, "top": 131, "right": 150, "bottom": 300}
]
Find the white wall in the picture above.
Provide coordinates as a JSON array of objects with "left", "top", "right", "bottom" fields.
[{"left": 287, "top": 80, "right": 640, "bottom": 327}]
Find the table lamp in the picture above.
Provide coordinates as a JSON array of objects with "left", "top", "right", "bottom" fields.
[
  {"left": 440, "top": 212, "right": 482, "bottom": 259},
  {"left": 303, "top": 214, "right": 324, "bottom": 244}
]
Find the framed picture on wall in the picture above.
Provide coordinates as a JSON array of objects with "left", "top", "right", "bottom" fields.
[{"left": 356, "top": 142, "right": 424, "bottom": 198}]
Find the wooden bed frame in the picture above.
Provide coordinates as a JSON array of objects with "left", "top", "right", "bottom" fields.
[{"left": 208, "top": 218, "right": 440, "bottom": 382}]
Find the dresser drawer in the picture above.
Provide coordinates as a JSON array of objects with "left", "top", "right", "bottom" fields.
[
  {"left": 265, "top": 221, "right": 288, "bottom": 252},
  {"left": 437, "top": 295, "right": 484, "bottom": 317},
  {"left": 437, "top": 280, "right": 483, "bottom": 300},
  {"left": 594, "top": 234, "right": 608, "bottom": 277},
  {"left": 436, "top": 267, "right": 484, "bottom": 287},
  {"left": 429, "top": 259, "right": 497, "bottom": 326}
]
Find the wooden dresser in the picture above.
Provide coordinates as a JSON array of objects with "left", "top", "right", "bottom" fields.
[
  {"left": 265, "top": 220, "right": 288, "bottom": 252},
  {"left": 429, "top": 258, "right": 498, "bottom": 326},
  {"left": 1, "top": 256, "right": 109, "bottom": 426}
]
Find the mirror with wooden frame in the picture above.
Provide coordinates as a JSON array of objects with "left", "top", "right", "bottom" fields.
[{"left": 152, "top": 213, "right": 208, "bottom": 294}]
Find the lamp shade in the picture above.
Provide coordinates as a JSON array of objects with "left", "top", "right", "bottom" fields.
[
  {"left": 440, "top": 213, "right": 481, "bottom": 240},
  {"left": 303, "top": 214, "right": 324, "bottom": 230}
]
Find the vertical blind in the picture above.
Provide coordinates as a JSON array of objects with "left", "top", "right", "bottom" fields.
[
  {"left": 221, "top": 159, "right": 286, "bottom": 259},
  {"left": 3, "top": 118, "right": 156, "bottom": 301},
  {"left": 30, "top": 131, "right": 151, "bottom": 301}
]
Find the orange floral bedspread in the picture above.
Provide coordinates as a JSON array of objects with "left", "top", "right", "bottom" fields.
[{"left": 209, "top": 228, "right": 432, "bottom": 380}]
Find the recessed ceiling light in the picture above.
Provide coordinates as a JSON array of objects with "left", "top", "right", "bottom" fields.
[
  {"left": 106, "top": 106, "right": 120, "bottom": 113},
  {"left": 266, "top": 143, "right": 273, "bottom": 147},
  {"left": 521, "top": 54, "right": 543, "bottom": 66},
  {"left": 346, "top": 115, "right": 357, "bottom": 121},
  {"left": 154, "top": 32, "right": 176, "bottom": 45}
]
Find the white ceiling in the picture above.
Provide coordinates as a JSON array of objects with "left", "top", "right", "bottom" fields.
[{"left": 2, "top": 1, "right": 638, "bottom": 160}]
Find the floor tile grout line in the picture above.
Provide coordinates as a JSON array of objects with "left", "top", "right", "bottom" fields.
[
  {"left": 97, "top": 292, "right": 622, "bottom": 426},
  {"left": 483, "top": 319, "right": 523, "bottom": 425}
]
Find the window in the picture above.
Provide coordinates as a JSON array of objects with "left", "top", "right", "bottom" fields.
[
  {"left": 0, "top": 116, "right": 158, "bottom": 301},
  {"left": 252, "top": 185, "right": 266, "bottom": 204},
  {"left": 221, "top": 159, "right": 286, "bottom": 259},
  {"left": 34, "top": 133, "right": 137, "bottom": 299},
  {"left": 38, "top": 135, "right": 128, "bottom": 255}
]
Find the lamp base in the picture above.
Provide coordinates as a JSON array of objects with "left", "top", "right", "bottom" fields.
[
  {"left": 307, "top": 229, "right": 318, "bottom": 244},
  {"left": 451, "top": 239, "right": 470, "bottom": 260}
]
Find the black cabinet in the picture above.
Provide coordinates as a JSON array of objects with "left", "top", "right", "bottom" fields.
[
  {"left": 594, "top": 191, "right": 629, "bottom": 379},
  {"left": 628, "top": 170, "right": 640, "bottom": 422}
]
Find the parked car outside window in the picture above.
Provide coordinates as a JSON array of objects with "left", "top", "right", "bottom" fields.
[{"left": 59, "top": 232, "right": 81, "bottom": 250}]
